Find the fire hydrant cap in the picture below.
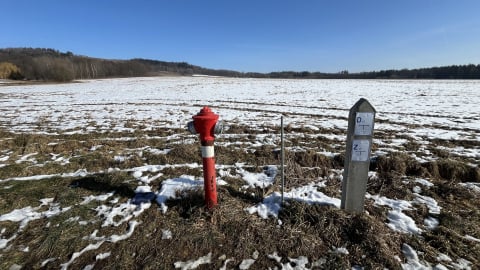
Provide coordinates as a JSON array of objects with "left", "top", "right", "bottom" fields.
[
  {"left": 193, "top": 106, "right": 219, "bottom": 120},
  {"left": 201, "top": 106, "right": 212, "bottom": 114},
  {"left": 192, "top": 106, "right": 219, "bottom": 142}
]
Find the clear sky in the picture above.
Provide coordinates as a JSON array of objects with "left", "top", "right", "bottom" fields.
[{"left": 2, "top": 0, "right": 480, "bottom": 73}]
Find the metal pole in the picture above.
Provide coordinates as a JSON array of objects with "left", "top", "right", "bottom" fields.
[{"left": 281, "top": 115, "right": 285, "bottom": 204}]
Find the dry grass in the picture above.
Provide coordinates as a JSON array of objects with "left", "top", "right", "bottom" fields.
[{"left": 1, "top": 124, "right": 479, "bottom": 269}]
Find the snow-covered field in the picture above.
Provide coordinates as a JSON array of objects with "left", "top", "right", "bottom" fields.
[
  {"left": 1, "top": 77, "right": 479, "bottom": 137},
  {"left": 0, "top": 77, "right": 479, "bottom": 269}
]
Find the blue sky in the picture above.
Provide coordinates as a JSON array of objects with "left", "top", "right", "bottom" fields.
[{"left": 2, "top": 0, "right": 480, "bottom": 73}]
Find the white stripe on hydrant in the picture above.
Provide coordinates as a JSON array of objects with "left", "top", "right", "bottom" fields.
[{"left": 201, "top": 146, "right": 215, "bottom": 158}]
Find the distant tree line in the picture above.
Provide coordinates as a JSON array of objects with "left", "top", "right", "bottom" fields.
[
  {"left": 0, "top": 48, "right": 225, "bottom": 82},
  {"left": 252, "top": 65, "right": 480, "bottom": 79},
  {"left": 1, "top": 47, "right": 479, "bottom": 82}
]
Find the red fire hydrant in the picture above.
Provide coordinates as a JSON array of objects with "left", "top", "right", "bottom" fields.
[{"left": 188, "top": 106, "right": 222, "bottom": 209}]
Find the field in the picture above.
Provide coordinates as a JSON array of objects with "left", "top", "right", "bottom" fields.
[{"left": 0, "top": 77, "right": 479, "bottom": 269}]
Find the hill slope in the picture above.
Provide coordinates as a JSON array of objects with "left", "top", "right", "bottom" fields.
[{"left": 0, "top": 48, "right": 243, "bottom": 82}]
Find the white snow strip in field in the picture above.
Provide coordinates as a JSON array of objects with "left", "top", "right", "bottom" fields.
[
  {"left": 413, "top": 194, "right": 441, "bottom": 215},
  {"left": 0, "top": 163, "right": 201, "bottom": 183},
  {"left": 239, "top": 258, "right": 256, "bottom": 270},
  {"left": 96, "top": 201, "right": 149, "bottom": 227},
  {"left": 415, "top": 178, "right": 434, "bottom": 188},
  {"left": 368, "top": 195, "right": 413, "bottom": 211},
  {"left": 80, "top": 192, "right": 115, "bottom": 205},
  {"left": 387, "top": 211, "right": 421, "bottom": 235},
  {"left": 435, "top": 145, "right": 480, "bottom": 159},
  {"left": 147, "top": 148, "right": 171, "bottom": 155},
  {"left": 460, "top": 182, "right": 480, "bottom": 193},
  {"left": 15, "top": 152, "right": 38, "bottom": 164},
  {"left": 424, "top": 216, "right": 440, "bottom": 230},
  {"left": 367, "top": 194, "right": 422, "bottom": 234},
  {"left": 0, "top": 198, "right": 71, "bottom": 249},
  {"left": 449, "top": 259, "right": 473, "bottom": 269},
  {"left": 288, "top": 257, "right": 311, "bottom": 269},
  {"left": 239, "top": 166, "right": 276, "bottom": 189},
  {"left": 0, "top": 169, "right": 89, "bottom": 183},
  {"left": 40, "top": 258, "right": 57, "bottom": 267},
  {"left": 135, "top": 185, "right": 152, "bottom": 193},
  {"left": 96, "top": 252, "right": 111, "bottom": 260},
  {"left": 62, "top": 221, "right": 139, "bottom": 269},
  {"left": 60, "top": 241, "right": 105, "bottom": 270},
  {"left": 464, "top": 235, "right": 480, "bottom": 243},
  {"left": 156, "top": 175, "right": 202, "bottom": 213},
  {"left": 334, "top": 247, "right": 349, "bottom": 255},
  {"left": 109, "top": 220, "right": 140, "bottom": 242},
  {"left": 247, "top": 182, "right": 340, "bottom": 219},
  {"left": 0, "top": 233, "right": 17, "bottom": 249},
  {"left": 436, "top": 253, "right": 452, "bottom": 264},
  {"left": 401, "top": 243, "right": 431, "bottom": 269},
  {"left": 162, "top": 229, "right": 173, "bottom": 240},
  {"left": 0, "top": 199, "right": 71, "bottom": 232},
  {"left": 174, "top": 252, "right": 212, "bottom": 270}
]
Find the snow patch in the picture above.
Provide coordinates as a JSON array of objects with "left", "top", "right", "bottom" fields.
[
  {"left": 80, "top": 192, "right": 115, "bottom": 205},
  {"left": 239, "top": 165, "right": 277, "bottom": 189},
  {"left": 96, "top": 252, "right": 111, "bottom": 260},
  {"left": 156, "top": 176, "right": 203, "bottom": 213},
  {"left": 401, "top": 243, "right": 431, "bottom": 269},
  {"left": 247, "top": 182, "right": 340, "bottom": 219},
  {"left": 0, "top": 199, "right": 71, "bottom": 232},
  {"left": 162, "top": 229, "right": 172, "bottom": 240},
  {"left": 174, "top": 252, "right": 212, "bottom": 270},
  {"left": 368, "top": 194, "right": 424, "bottom": 234}
]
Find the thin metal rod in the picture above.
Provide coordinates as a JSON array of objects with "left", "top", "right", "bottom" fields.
[{"left": 281, "top": 115, "right": 285, "bottom": 204}]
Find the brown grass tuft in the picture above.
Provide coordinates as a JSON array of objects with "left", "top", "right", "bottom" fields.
[
  {"left": 434, "top": 159, "right": 480, "bottom": 182},
  {"left": 159, "top": 143, "right": 202, "bottom": 165}
]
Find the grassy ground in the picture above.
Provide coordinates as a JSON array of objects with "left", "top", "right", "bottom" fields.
[{"left": 0, "top": 125, "right": 479, "bottom": 269}]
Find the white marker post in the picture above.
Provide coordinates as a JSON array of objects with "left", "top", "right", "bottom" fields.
[{"left": 341, "top": 98, "right": 376, "bottom": 213}]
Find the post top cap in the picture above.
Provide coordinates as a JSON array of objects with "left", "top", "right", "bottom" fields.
[{"left": 351, "top": 98, "right": 376, "bottom": 113}]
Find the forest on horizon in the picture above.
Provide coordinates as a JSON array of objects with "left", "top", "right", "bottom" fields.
[{"left": 1, "top": 47, "right": 480, "bottom": 82}]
